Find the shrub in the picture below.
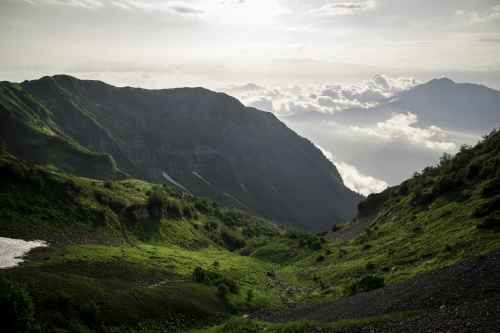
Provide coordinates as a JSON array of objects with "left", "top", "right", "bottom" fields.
[
  {"left": 477, "top": 211, "right": 500, "bottom": 231},
  {"left": 347, "top": 275, "right": 385, "bottom": 295},
  {"left": 79, "top": 300, "right": 100, "bottom": 328},
  {"left": 217, "top": 283, "right": 230, "bottom": 300},
  {"left": 315, "top": 255, "right": 325, "bottom": 263},
  {"left": 104, "top": 180, "right": 114, "bottom": 189},
  {"left": 432, "top": 175, "right": 460, "bottom": 196},
  {"left": 298, "top": 235, "right": 322, "bottom": 251},
  {"left": 192, "top": 266, "right": 208, "bottom": 283},
  {"left": 166, "top": 197, "right": 184, "bottom": 219},
  {"left": 362, "top": 244, "right": 372, "bottom": 251},
  {"left": 273, "top": 321, "right": 314, "bottom": 333},
  {"left": 222, "top": 317, "right": 262, "bottom": 333},
  {"left": 147, "top": 188, "right": 168, "bottom": 209},
  {"left": 246, "top": 289, "right": 254, "bottom": 303},
  {"left": 480, "top": 177, "right": 500, "bottom": 198},
  {"left": 472, "top": 196, "right": 500, "bottom": 218},
  {"left": 192, "top": 267, "right": 239, "bottom": 294},
  {"left": 220, "top": 228, "right": 246, "bottom": 251},
  {"left": 366, "top": 262, "right": 376, "bottom": 270},
  {"left": 0, "top": 278, "right": 37, "bottom": 333},
  {"left": 194, "top": 197, "right": 216, "bottom": 214}
]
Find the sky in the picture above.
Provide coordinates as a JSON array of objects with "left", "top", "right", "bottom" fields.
[
  {"left": 1, "top": 0, "right": 500, "bottom": 88},
  {"left": 1, "top": 0, "right": 499, "bottom": 196}
]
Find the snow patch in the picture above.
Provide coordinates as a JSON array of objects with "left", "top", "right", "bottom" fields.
[
  {"left": 162, "top": 171, "right": 189, "bottom": 192},
  {"left": 192, "top": 171, "right": 212, "bottom": 186},
  {"left": 0, "top": 237, "right": 47, "bottom": 269}
]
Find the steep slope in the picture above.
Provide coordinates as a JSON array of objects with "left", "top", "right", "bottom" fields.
[
  {"left": 0, "top": 75, "right": 361, "bottom": 231},
  {"left": 0, "top": 82, "right": 125, "bottom": 180}
]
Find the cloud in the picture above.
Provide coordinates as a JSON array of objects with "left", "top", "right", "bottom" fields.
[
  {"left": 455, "top": 4, "right": 500, "bottom": 24},
  {"left": 222, "top": 74, "right": 418, "bottom": 116},
  {"left": 317, "top": 145, "right": 387, "bottom": 196},
  {"left": 24, "top": 0, "right": 104, "bottom": 9},
  {"left": 23, "top": 0, "right": 205, "bottom": 14},
  {"left": 311, "top": 1, "right": 377, "bottom": 16},
  {"left": 351, "top": 112, "right": 458, "bottom": 152},
  {"left": 111, "top": 0, "right": 205, "bottom": 14},
  {"left": 168, "top": 3, "right": 204, "bottom": 14}
]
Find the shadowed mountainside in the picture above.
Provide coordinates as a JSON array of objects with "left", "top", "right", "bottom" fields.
[{"left": 0, "top": 75, "right": 361, "bottom": 231}]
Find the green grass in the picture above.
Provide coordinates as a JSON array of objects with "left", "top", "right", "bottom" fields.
[{"left": 1, "top": 131, "right": 500, "bottom": 332}]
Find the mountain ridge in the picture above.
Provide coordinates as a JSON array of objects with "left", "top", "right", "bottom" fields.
[{"left": 0, "top": 75, "right": 361, "bottom": 231}]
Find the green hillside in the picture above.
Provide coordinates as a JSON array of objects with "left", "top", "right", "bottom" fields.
[
  {"left": 1, "top": 129, "right": 499, "bottom": 333},
  {"left": 0, "top": 148, "right": 320, "bottom": 332},
  {"left": 0, "top": 82, "right": 126, "bottom": 180}
]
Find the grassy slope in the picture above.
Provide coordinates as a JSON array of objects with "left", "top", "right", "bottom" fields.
[
  {"left": 0, "top": 81, "right": 125, "bottom": 180},
  {"left": 1, "top": 130, "right": 499, "bottom": 333},
  {"left": 191, "top": 130, "right": 500, "bottom": 332},
  {"left": 0, "top": 149, "right": 315, "bottom": 332},
  {"left": 280, "top": 130, "right": 500, "bottom": 301}
]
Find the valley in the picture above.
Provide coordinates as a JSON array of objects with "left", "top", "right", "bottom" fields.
[{"left": 1, "top": 122, "right": 499, "bottom": 332}]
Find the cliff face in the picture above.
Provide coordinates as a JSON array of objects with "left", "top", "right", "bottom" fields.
[{"left": 0, "top": 75, "right": 361, "bottom": 230}]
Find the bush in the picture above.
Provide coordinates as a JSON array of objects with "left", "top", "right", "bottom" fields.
[
  {"left": 366, "top": 262, "right": 376, "bottom": 270},
  {"left": 217, "top": 283, "right": 230, "bottom": 300},
  {"left": 194, "top": 197, "right": 216, "bottom": 214},
  {"left": 104, "top": 180, "right": 114, "bottom": 189},
  {"left": 315, "top": 255, "right": 325, "bottom": 263},
  {"left": 481, "top": 177, "right": 500, "bottom": 198},
  {"left": 347, "top": 275, "right": 385, "bottom": 295},
  {"left": 147, "top": 188, "right": 168, "bottom": 209},
  {"left": 222, "top": 317, "right": 263, "bottom": 333},
  {"left": 147, "top": 187, "right": 186, "bottom": 219},
  {"left": 79, "top": 300, "right": 100, "bottom": 328},
  {"left": 166, "top": 197, "right": 184, "bottom": 219},
  {"left": 0, "top": 278, "right": 37, "bottom": 333},
  {"left": 191, "top": 267, "right": 239, "bottom": 294},
  {"left": 298, "top": 235, "right": 322, "bottom": 251},
  {"left": 477, "top": 212, "right": 500, "bottom": 231},
  {"left": 221, "top": 228, "right": 246, "bottom": 251},
  {"left": 472, "top": 196, "right": 500, "bottom": 218},
  {"left": 273, "top": 321, "right": 314, "bottom": 333},
  {"left": 246, "top": 289, "right": 254, "bottom": 303}
]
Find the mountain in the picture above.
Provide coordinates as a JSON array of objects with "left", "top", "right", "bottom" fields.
[
  {"left": 0, "top": 75, "right": 361, "bottom": 231},
  {"left": 327, "top": 77, "right": 500, "bottom": 133},
  {"left": 392, "top": 77, "right": 500, "bottom": 132}
]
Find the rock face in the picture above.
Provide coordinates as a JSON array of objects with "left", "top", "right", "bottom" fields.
[{"left": 0, "top": 75, "right": 361, "bottom": 230}]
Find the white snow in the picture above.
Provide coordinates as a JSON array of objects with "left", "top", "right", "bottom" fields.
[
  {"left": 0, "top": 237, "right": 47, "bottom": 269},
  {"left": 192, "top": 171, "right": 212, "bottom": 186},
  {"left": 162, "top": 171, "right": 189, "bottom": 192}
]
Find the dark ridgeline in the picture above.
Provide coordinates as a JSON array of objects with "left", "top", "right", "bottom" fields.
[{"left": 0, "top": 75, "right": 361, "bottom": 231}]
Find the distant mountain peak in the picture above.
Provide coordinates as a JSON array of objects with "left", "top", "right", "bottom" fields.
[{"left": 427, "top": 77, "right": 455, "bottom": 86}]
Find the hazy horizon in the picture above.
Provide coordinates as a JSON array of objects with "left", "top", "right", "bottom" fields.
[
  {"left": 1, "top": 0, "right": 500, "bottom": 89},
  {"left": 1, "top": 0, "right": 499, "bottom": 196}
]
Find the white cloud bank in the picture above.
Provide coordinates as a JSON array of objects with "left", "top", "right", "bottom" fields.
[
  {"left": 351, "top": 112, "right": 458, "bottom": 152},
  {"left": 223, "top": 74, "right": 418, "bottom": 116},
  {"left": 317, "top": 145, "right": 388, "bottom": 196}
]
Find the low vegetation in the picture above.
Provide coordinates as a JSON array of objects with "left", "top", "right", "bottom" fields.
[{"left": 1, "top": 130, "right": 500, "bottom": 333}]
